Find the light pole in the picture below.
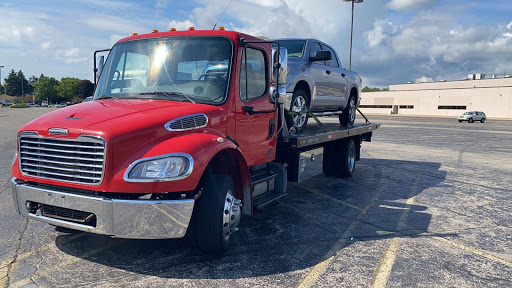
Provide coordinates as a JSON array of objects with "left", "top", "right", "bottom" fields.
[
  {"left": 0, "top": 65, "right": 4, "bottom": 96},
  {"left": 343, "top": 0, "right": 363, "bottom": 71}
]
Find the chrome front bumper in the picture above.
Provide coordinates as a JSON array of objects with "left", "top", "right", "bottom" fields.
[{"left": 11, "top": 178, "right": 195, "bottom": 239}]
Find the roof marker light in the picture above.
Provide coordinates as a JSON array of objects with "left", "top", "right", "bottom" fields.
[
  {"left": 188, "top": 27, "right": 195, "bottom": 30},
  {"left": 131, "top": 33, "right": 138, "bottom": 36},
  {"left": 218, "top": 26, "right": 225, "bottom": 30},
  {"left": 169, "top": 28, "right": 176, "bottom": 31},
  {"left": 152, "top": 29, "right": 159, "bottom": 33}
]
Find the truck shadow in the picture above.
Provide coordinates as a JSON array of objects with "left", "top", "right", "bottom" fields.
[{"left": 55, "top": 158, "right": 450, "bottom": 279}]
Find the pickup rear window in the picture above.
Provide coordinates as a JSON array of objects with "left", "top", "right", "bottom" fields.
[{"left": 275, "top": 40, "right": 306, "bottom": 58}]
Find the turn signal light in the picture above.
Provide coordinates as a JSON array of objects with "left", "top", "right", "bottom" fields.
[
  {"left": 188, "top": 27, "right": 195, "bottom": 30},
  {"left": 152, "top": 29, "right": 159, "bottom": 33},
  {"left": 169, "top": 28, "right": 176, "bottom": 31}
]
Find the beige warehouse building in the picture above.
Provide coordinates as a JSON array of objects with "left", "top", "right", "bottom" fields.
[{"left": 359, "top": 77, "right": 512, "bottom": 119}]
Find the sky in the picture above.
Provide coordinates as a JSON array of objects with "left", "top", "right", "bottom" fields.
[{"left": 1, "top": 0, "right": 512, "bottom": 88}]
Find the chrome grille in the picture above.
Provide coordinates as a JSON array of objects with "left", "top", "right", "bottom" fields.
[
  {"left": 19, "top": 133, "right": 106, "bottom": 185},
  {"left": 165, "top": 114, "right": 208, "bottom": 131}
]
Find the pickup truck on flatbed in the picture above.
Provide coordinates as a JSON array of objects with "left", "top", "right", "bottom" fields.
[
  {"left": 275, "top": 38, "right": 362, "bottom": 133},
  {"left": 11, "top": 28, "right": 379, "bottom": 255}
]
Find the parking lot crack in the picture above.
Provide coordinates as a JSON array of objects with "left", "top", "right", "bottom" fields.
[{"left": 6, "top": 219, "right": 28, "bottom": 287}]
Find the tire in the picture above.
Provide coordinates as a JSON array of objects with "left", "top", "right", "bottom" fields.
[
  {"left": 285, "top": 89, "right": 309, "bottom": 133},
  {"left": 339, "top": 94, "right": 356, "bottom": 127},
  {"left": 481, "top": 118, "right": 486, "bottom": 123},
  {"left": 196, "top": 174, "right": 241, "bottom": 255},
  {"left": 339, "top": 139, "right": 356, "bottom": 178},
  {"left": 458, "top": 120, "right": 462, "bottom": 123},
  {"left": 322, "top": 139, "right": 356, "bottom": 178},
  {"left": 468, "top": 118, "right": 474, "bottom": 123}
]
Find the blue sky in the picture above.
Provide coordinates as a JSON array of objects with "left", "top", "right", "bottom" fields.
[{"left": 1, "top": 0, "right": 512, "bottom": 87}]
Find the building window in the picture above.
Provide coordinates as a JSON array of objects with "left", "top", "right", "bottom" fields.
[
  {"left": 359, "top": 105, "right": 392, "bottom": 109},
  {"left": 399, "top": 105, "right": 414, "bottom": 109},
  {"left": 438, "top": 106, "right": 467, "bottom": 110}
]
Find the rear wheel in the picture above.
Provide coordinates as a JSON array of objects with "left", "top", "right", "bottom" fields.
[
  {"left": 339, "top": 139, "right": 356, "bottom": 178},
  {"left": 196, "top": 174, "right": 241, "bottom": 255},
  {"left": 339, "top": 95, "right": 356, "bottom": 127},
  {"left": 286, "top": 89, "right": 309, "bottom": 133},
  {"left": 481, "top": 118, "right": 486, "bottom": 123}
]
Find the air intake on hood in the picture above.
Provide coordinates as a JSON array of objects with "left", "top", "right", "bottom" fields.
[{"left": 165, "top": 114, "right": 208, "bottom": 131}]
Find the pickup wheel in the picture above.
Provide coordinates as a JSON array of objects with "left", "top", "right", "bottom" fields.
[
  {"left": 339, "top": 95, "right": 356, "bottom": 127},
  {"left": 196, "top": 174, "right": 241, "bottom": 255},
  {"left": 286, "top": 89, "right": 309, "bottom": 133}
]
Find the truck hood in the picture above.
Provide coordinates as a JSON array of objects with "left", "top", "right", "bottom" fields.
[{"left": 20, "top": 99, "right": 225, "bottom": 140}]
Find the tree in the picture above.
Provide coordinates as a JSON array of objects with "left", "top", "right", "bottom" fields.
[
  {"left": 33, "top": 76, "right": 59, "bottom": 103},
  {"left": 4, "top": 69, "right": 20, "bottom": 96},
  {"left": 76, "top": 79, "right": 95, "bottom": 99},
  {"left": 4, "top": 70, "right": 30, "bottom": 96},
  {"left": 56, "top": 77, "right": 81, "bottom": 102}
]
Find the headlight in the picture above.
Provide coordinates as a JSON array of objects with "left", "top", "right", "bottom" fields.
[{"left": 124, "top": 153, "right": 193, "bottom": 182}]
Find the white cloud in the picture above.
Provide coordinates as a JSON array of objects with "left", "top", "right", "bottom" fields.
[
  {"left": 415, "top": 76, "right": 433, "bottom": 83},
  {"left": 387, "top": 0, "right": 439, "bottom": 11},
  {"left": 168, "top": 20, "right": 195, "bottom": 31},
  {"left": 41, "top": 41, "right": 50, "bottom": 49},
  {"left": 507, "top": 21, "right": 512, "bottom": 30}
]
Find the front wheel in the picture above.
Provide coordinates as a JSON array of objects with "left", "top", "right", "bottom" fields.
[
  {"left": 458, "top": 120, "right": 463, "bottom": 123},
  {"left": 285, "top": 89, "right": 309, "bottom": 133},
  {"left": 196, "top": 174, "right": 241, "bottom": 255},
  {"left": 468, "top": 118, "right": 474, "bottom": 123},
  {"left": 339, "top": 95, "right": 356, "bottom": 127}
]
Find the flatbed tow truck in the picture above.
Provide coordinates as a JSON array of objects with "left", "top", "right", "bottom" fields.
[{"left": 11, "top": 28, "right": 379, "bottom": 255}]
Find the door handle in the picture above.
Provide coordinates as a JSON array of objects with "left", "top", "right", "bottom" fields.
[
  {"left": 341, "top": 73, "right": 346, "bottom": 78},
  {"left": 326, "top": 70, "right": 331, "bottom": 75}
]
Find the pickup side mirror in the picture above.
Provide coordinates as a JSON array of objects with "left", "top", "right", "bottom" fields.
[{"left": 309, "top": 50, "right": 332, "bottom": 62}]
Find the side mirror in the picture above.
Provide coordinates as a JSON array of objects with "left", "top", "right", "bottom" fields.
[
  {"left": 96, "top": 55, "right": 105, "bottom": 84},
  {"left": 272, "top": 47, "right": 288, "bottom": 85},
  {"left": 309, "top": 50, "right": 332, "bottom": 62}
]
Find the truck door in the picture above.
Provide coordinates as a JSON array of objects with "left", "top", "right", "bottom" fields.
[
  {"left": 308, "top": 42, "right": 333, "bottom": 109},
  {"left": 235, "top": 45, "right": 277, "bottom": 166},
  {"left": 322, "top": 44, "right": 346, "bottom": 108}
]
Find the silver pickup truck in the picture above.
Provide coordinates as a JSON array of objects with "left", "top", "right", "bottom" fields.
[{"left": 274, "top": 38, "right": 362, "bottom": 132}]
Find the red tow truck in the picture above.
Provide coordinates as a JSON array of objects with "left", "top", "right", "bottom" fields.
[{"left": 11, "top": 28, "right": 379, "bottom": 254}]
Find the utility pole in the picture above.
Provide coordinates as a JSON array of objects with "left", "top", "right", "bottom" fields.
[{"left": 0, "top": 65, "right": 4, "bottom": 104}]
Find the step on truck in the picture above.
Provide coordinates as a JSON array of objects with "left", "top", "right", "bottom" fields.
[{"left": 11, "top": 28, "right": 379, "bottom": 255}]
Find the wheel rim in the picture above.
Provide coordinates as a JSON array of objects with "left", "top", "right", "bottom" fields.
[
  {"left": 292, "top": 95, "right": 307, "bottom": 128},
  {"left": 347, "top": 142, "right": 355, "bottom": 172},
  {"left": 222, "top": 189, "right": 241, "bottom": 241},
  {"left": 348, "top": 98, "right": 356, "bottom": 123}
]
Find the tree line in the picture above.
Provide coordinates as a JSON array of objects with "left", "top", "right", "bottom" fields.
[
  {"left": 1, "top": 69, "right": 94, "bottom": 104},
  {"left": 362, "top": 86, "right": 389, "bottom": 92}
]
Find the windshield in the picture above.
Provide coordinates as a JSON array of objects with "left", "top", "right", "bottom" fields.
[
  {"left": 94, "top": 37, "right": 233, "bottom": 104},
  {"left": 275, "top": 40, "right": 306, "bottom": 58},
  {"left": 463, "top": 112, "right": 473, "bottom": 115}
]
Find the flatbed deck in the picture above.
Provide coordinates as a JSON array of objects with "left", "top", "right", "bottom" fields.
[{"left": 280, "top": 122, "right": 380, "bottom": 150}]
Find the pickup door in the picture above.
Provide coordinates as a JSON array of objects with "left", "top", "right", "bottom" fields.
[
  {"left": 308, "top": 41, "right": 347, "bottom": 110},
  {"left": 321, "top": 44, "right": 347, "bottom": 107}
]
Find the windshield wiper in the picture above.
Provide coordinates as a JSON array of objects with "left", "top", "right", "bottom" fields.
[
  {"left": 139, "top": 91, "right": 196, "bottom": 104},
  {"left": 96, "top": 95, "right": 115, "bottom": 100}
]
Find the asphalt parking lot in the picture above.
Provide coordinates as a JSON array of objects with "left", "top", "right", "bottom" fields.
[{"left": 1, "top": 108, "right": 511, "bottom": 287}]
